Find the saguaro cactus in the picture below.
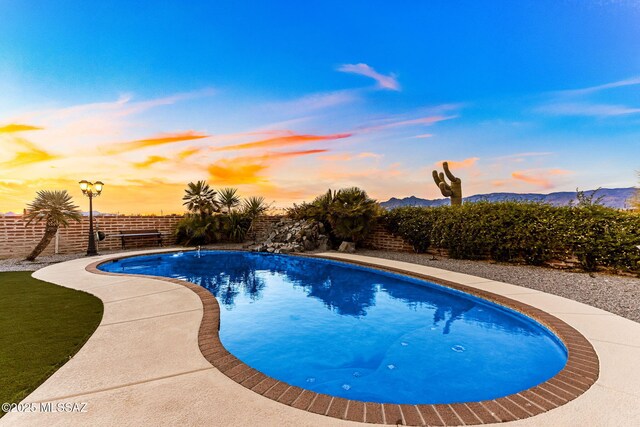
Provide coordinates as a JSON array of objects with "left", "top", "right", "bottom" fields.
[{"left": 432, "top": 161, "right": 463, "bottom": 206}]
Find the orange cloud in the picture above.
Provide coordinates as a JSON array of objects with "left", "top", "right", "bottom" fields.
[
  {"left": 177, "top": 147, "right": 202, "bottom": 160},
  {"left": 319, "top": 152, "right": 382, "bottom": 162},
  {"left": 511, "top": 171, "right": 553, "bottom": 189},
  {"left": 104, "top": 131, "right": 210, "bottom": 154},
  {"left": 435, "top": 157, "right": 479, "bottom": 169},
  {"left": 511, "top": 168, "right": 573, "bottom": 189},
  {"left": 209, "top": 162, "right": 268, "bottom": 185},
  {"left": 492, "top": 180, "right": 507, "bottom": 187},
  {"left": 133, "top": 155, "right": 168, "bottom": 168},
  {"left": 1, "top": 138, "right": 58, "bottom": 168},
  {"left": 357, "top": 152, "right": 382, "bottom": 159},
  {"left": 319, "top": 153, "right": 353, "bottom": 161},
  {"left": 208, "top": 149, "right": 327, "bottom": 185},
  {"left": 0, "top": 124, "right": 43, "bottom": 133},
  {"left": 214, "top": 132, "right": 351, "bottom": 152}
]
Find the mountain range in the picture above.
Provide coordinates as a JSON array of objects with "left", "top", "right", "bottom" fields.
[{"left": 380, "top": 187, "right": 637, "bottom": 210}]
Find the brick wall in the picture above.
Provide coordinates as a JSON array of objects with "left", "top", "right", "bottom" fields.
[
  {"left": 0, "top": 213, "right": 414, "bottom": 259},
  {"left": 0, "top": 215, "right": 183, "bottom": 259},
  {"left": 362, "top": 222, "right": 414, "bottom": 252},
  {"left": 251, "top": 215, "right": 285, "bottom": 240}
]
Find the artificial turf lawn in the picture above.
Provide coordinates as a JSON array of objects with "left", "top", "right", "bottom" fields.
[{"left": 0, "top": 272, "right": 103, "bottom": 415}]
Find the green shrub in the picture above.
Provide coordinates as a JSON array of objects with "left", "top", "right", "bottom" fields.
[
  {"left": 383, "top": 202, "right": 640, "bottom": 273},
  {"left": 175, "top": 213, "right": 251, "bottom": 245},
  {"left": 288, "top": 187, "right": 380, "bottom": 247}
]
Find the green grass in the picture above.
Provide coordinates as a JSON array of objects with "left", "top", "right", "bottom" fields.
[{"left": 0, "top": 272, "right": 103, "bottom": 415}]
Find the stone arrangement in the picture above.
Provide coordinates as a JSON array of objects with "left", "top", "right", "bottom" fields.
[{"left": 248, "top": 218, "right": 329, "bottom": 254}]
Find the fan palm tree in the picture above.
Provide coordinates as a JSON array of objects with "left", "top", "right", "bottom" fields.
[
  {"left": 218, "top": 187, "right": 240, "bottom": 213},
  {"left": 327, "top": 187, "right": 379, "bottom": 246},
  {"left": 182, "top": 180, "right": 218, "bottom": 218},
  {"left": 24, "top": 190, "right": 82, "bottom": 261}
]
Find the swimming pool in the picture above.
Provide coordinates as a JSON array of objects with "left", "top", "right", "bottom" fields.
[{"left": 99, "top": 251, "right": 567, "bottom": 404}]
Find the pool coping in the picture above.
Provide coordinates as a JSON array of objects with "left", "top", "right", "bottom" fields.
[{"left": 86, "top": 249, "right": 599, "bottom": 426}]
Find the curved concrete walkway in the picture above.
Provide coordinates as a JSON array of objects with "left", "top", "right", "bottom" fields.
[{"left": 2, "top": 249, "right": 639, "bottom": 426}]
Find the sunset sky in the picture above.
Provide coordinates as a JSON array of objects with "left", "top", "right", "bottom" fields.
[{"left": 1, "top": 1, "right": 639, "bottom": 214}]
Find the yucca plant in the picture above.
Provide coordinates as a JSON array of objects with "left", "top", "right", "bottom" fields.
[
  {"left": 24, "top": 190, "right": 82, "bottom": 261},
  {"left": 218, "top": 187, "right": 240, "bottom": 213},
  {"left": 243, "top": 196, "right": 269, "bottom": 240},
  {"left": 182, "top": 180, "right": 218, "bottom": 219},
  {"left": 225, "top": 211, "right": 251, "bottom": 243},
  {"left": 243, "top": 196, "right": 268, "bottom": 218}
]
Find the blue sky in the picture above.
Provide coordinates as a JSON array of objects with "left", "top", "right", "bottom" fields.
[{"left": 1, "top": 1, "right": 639, "bottom": 213}]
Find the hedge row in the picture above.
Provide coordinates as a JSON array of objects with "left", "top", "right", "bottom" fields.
[{"left": 382, "top": 202, "right": 640, "bottom": 272}]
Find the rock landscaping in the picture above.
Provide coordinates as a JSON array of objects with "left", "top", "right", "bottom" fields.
[{"left": 248, "top": 218, "right": 329, "bottom": 254}]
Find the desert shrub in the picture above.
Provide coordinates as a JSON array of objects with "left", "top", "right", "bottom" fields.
[
  {"left": 175, "top": 213, "right": 251, "bottom": 245},
  {"left": 225, "top": 211, "right": 252, "bottom": 243},
  {"left": 288, "top": 187, "right": 380, "bottom": 246},
  {"left": 382, "top": 201, "right": 640, "bottom": 272}
]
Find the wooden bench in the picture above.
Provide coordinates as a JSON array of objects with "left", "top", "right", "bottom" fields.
[{"left": 116, "top": 229, "right": 163, "bottom": 249}]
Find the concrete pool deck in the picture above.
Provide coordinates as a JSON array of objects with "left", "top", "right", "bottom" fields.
[{"left": 2, "top": 248, "right": 639, "bottom": 426}]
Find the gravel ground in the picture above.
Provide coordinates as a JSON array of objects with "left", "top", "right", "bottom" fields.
[
  {"left": 357, "top": 249, "right": 640, "bottom": 324},
  {"left": 3, "top": 246, "right": 638, "bottom": 323}
]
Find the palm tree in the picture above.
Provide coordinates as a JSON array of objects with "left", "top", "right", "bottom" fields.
[
  {"left": 218, "top": 187, "right": 240, "bottom": 213},
  {"left": 24, "top": 190, "right": 82, "bottom": 261},
  {"left": 243, "top": 196, "right": 269, "bottom": 240},
  {"left": 182, "top": 181, "right": 218, "bottom": 218},
  {"left": 242, "top": 196, "right": 268, "bottom": 218}
]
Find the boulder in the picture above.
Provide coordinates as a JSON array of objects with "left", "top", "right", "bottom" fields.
[{"left": 338, "top": 241, "right": 356, "bottom": 253}]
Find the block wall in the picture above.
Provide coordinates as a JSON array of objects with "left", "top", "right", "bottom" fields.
[{"left": 0, "top": 215, "right": 182, "bottom": 258}]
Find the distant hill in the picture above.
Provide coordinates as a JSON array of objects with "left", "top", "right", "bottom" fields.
[{"left": 380, "top": 187, "right": 637, "bottom": 210}]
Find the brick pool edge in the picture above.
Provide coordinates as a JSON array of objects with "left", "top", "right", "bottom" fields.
[{"left": 86, "top": 251, "right": 599, "bottom": 426}]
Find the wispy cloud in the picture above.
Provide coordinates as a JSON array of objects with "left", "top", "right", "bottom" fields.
[
  {"left": 29, "top": 87, "right": 216, "bottom": 122},
  {"left": 511, "top": 171, "right": 552, "bottom": 188},
  {"left": 538, "top": 76, "right": 640, "bottom": 117},
  {"left": 511, "top": 168, "right": 571, "bottom": 189},
  {"left": 213, "top": 132, "right": 351, "bottom": 152},
  {"left": 337, "top": 63, "right": 400, "bottom": 91},
  {"left": 0, "top": 124, "right": 43, "bottom": 133},
  {"left": 104, "top": 131, "right": 210, "bottom": 154},
  {"left": 319, "top": 152, "right": 383, "bottom": 162},
  {"left": 360, "top": 115, "right": 457, "bottom": 132},
  {"left": 537, "top": 102, "right": 640, "bottom": 117},
  {"left": 266, "top": 90, "right": 358, "bottom": 114},
  {"left": 556, "top": 76, "right": 640, "bottom": 96},
  {"left": 177, "top": 147, "right": 202, "bottom": 160},
  {"left": 1, "top": 137, "right": 58, "bottom": 168},
  {"left": 494, "top": 152, "right": 553, "bottom": 161},
  {"left": 133, "top": 155, "right": 168, "bottom": 168},
  {"left": 435, "top": 157, "right": 479, "bottom": 169}
]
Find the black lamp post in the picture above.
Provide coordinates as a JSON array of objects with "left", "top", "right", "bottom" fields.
[{"left": 79, "top": 180, "right": 104, "bottom": 256}]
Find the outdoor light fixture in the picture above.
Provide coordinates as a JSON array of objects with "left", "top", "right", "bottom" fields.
[{"left": 79, "top": 180, "right": 105, "bottom": 256}]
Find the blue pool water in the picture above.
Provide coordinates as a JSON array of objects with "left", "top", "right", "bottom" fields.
[{"left": 100, "top": 251, "right": 567, "bottom": 404}]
